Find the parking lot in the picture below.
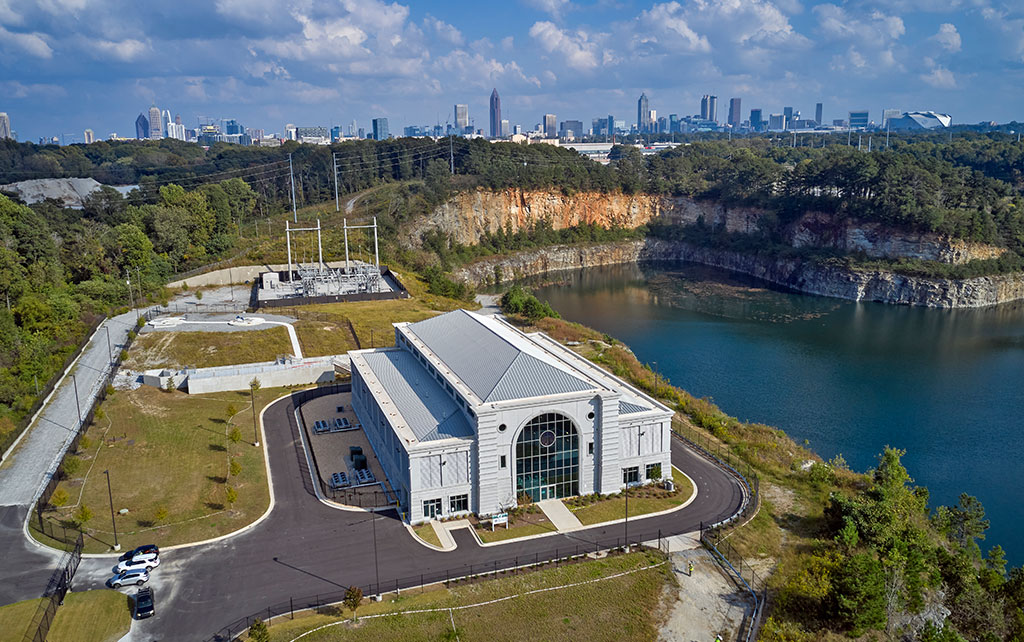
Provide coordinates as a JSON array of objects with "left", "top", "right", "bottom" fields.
[{"left": 298, "top": 392, "right": 396, "bottom": 508}]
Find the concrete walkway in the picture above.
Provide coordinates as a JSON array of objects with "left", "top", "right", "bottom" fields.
[{"left": 537, "top": 499, "right": 584, "bottom": 532}]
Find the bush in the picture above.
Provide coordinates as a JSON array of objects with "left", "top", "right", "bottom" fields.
[
  {"left": 106, "top": 384, "right": 115, "bottom": 395},
  {"left": 154, "top": 506, "right": 168, "bottom": 523},
  {"left": 229, "top": 459, "right": 242, "bottom": 477},
  {"left": 500, "top": 285, "right": 559, "bottom": 321},
  {"left": 226, "top": 403, "right": 238, "bottom": 418},
  {"left": 50, "top": 488, "right": 69, "bottom": 508},
  {"left": 247, "top": 619, "right": 269, "bottom": 642},
  {"left": 195, "top": 289, "right": 203, "bottom": 300},
  {"left": 73, "top": 504, "right": 93, "bottom": 527},
  {"left": 228, "top": 427, "right": 242, "bottom": 444},
  {"left": 62, "top": 456, "right": 82, "bottom": 477},
  {"left": 225, "top": 486, "right": 237, "bottom": 505},
  {"left": 136, "top": 316, "right": 145, "bottom": 328},
  {"left": 93, "top": 407, "right": 104, "bottom": 421},
  {"left": 119, "top": 349, "right": 128, "bottom": 362}
]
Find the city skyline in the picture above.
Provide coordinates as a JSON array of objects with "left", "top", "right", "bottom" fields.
[{"left": 0, "top": 1, "right": 1021, "bottom": 141}]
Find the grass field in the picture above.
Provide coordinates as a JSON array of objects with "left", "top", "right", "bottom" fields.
[
  {"left": 475, "top": 510, "right": 557, "bottom": 543},
  {"left": 0, "top": 590, "right": 130, "bottom": 642},
  {"left": 243, "top": 550, "right": 672, "bottom": 642},
  {"left": 31, "top": 385, "right": 286, "bottom": 553},
  {"left": 124, "top": 327, "right": 293, "bottom": 370},
  {"left": 411, "top": 523, "right": 442, "bottom": 548},
  {"left": 566, "top": 468, "right": 694, "bottom": 526}
]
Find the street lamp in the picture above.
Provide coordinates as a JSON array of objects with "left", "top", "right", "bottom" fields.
[
  {"left": 104, "top": 470, "right": 120, "bottom": 551},
  {"left": 71, "top": 374, "right": 82, "bottom": 427}
]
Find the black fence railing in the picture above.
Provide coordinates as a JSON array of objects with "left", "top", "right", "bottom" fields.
[
  {"left": 0, "top": 314, "right": 105, "bottom": 461},
  {"left": 147, "top": 302, "right": 249, "bottom": 316},
  {"left": 22, "top": 532, "right": 83, "bottom": 642},
  {"left": 33, "top": 309, "right": 159, "bottom": 549},
  {"left": 204, "top": 530, "right": 672, "bottom": 642}
]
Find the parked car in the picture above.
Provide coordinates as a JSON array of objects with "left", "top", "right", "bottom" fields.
[
  {"left": 116, "top": 554, "right": 160, "bottom": 573},
  {"left": 118, "top": 544, "right": 159, "bottom": 562},
  {"left": 134, "top": 587, "right": 155, "bottom": 619},
  {"left": 109, "top": 568, "right": 149, "bottom": 588}
]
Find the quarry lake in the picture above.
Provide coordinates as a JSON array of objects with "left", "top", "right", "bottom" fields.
[{"left": 528, "top": 262, "right": 1024, "bottom": 564}]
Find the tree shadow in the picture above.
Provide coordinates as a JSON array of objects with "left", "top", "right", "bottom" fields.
[
  {"left": 207, "top": 475, "right": 227, "bottom": 484},
  {"left": 136, "top": 519, "right": 155, "bottom": 528},
  {"left": 209, "top": 418, "right": 227, "bottom": 425},
  {"left": 208, "top": 443, "right": 227, "bottom": 452},
  {"left": 316, "top": 605, "right": 343, "bottom": 617},
  {"left": 205, "top": 502, "right": 224, "bottom": 510}
]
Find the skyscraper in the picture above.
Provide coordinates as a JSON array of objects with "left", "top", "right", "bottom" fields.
[
  {"left": 500, "top": 119, "right": 509, "bottom": 137},
  {"left": 0, "top": 112, "right": 11, "bottom": 140},
  {"left": 454, "top": 104, "right": 469, "bottom": 132},
  {"left": 783, "top": 106, "right": 793, "bottom": 130},
  {"left": 162, "top": 110, "right": 172, "bottom": 138},
  {"left": 750, "top": 109, "right": 763, "bottom": 131},
  {"left": 815, "top": 103, "right": 823, "bottom": 126},
  {"left": 849, "top": 110, "right": 869, "bottom": 129},
  {"left": 372, "top": 117, "right": 389, "bottom": 140},
  {"left": 135, "top": 113, "right": 149, "bottom": 140},
  {"left": 637, "top": 93, "right": 650, "bottom": 133},
  {"left": 543, "top": 114, "right": 557, "bottom": 138},
  {"left": 84, "top": 129, "right": 94, "bottom": 144},
  {"left": 148, "top": 105, "right": 162, "bottom": 139},
  {"left": 607, "top": 115, "right": 614, "bottom": 140},
  {"left": 700, "top": 95, "right": 718, "bottom": 122},
  {"left": 489, "top": 89, "right": 502, "bottom": 138},
  {"left": 728, "top": 98, "right": 742, "bottom": 128}
]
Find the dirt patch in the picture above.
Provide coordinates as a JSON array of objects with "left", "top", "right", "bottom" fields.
[{"left": 659, "top": 549, "right": 752, "bottom": 642}]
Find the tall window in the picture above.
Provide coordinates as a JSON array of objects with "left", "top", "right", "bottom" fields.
[
  {"left": 449, "top": 494, "right": 468, "bottom": 513},
  {"left": 622, "top": 467, "right": 639, "bottom": 485},
  {"left": 423, "top": 498, "right": 441, "bottom": 519},
  {"left": 515, "top": 412, "right": 579, "bottom": 502}
]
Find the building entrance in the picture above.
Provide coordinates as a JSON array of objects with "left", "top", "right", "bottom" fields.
[{"left": 515, "top": 413, "right": 579, "bottom": 502}]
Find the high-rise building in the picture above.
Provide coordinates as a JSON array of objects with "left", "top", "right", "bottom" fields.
[
  {"left": 637, "top": 93, "right": 651, "bottom": 133},
  {"left": 148, "top": 105, "right": 162, "bottom": 139},
  {"left": 607, "top": 115, "right": 615, "bottom": 139},
  {"left": 0, "top": 112, "right": 11, "bottom": 140},
  {"left": 225, "top": 119, "right": 244, "bottom": 135},
  {"left": 454, "top": 104, "right": 469, "bottom": 132},
  {"left": 560, "top": 119, "right": 584, "bottom": 139},
  {"left": 175, "top": 114, "right": 182, "bottom": 126},
  {"left": 750, "top": 109, "right": 763, "bottom": 131},
  {"left": 815, "top": 103, "right": 823, "bottom": 126},
  {"left": 84, "top": 129, "right": 94, "bottom": 144},
  {"left": 728, "top": 98, "right": 742, "bottom": 128},
  {"left": 849, "top": 110, "right": 869, "bottom": 129},
  {"left": 135, "top": 113, "right": 149, "bottom": 140},
  {"left": 500, "top": 119, "right": 509, "bottom": 137},
  {"left": 489, "top": 89, "right": 502, "bottom": 138},
  {"left": 882, "top": 109, "right": 902, "bottom": 128},
  {"left": 700, "top": 95, "right": 718, "bottom": 122},
  {"left": 372, "top": 117, "right": 389, "bottom": 141},
  {"left": 669, "top": 114, "right": 679, "bottom": 133},
  {"left": 783, "top": 106, "right": 793, "bottom": 125},
  {"left": 769, "top": 113, "right": 786, "bottom": 130},
  {"left": 162, "top": 110, "right": 172, "bottom": 137},
  {"left": 543, "top": 113, "right": 557, "bottom": 138}
]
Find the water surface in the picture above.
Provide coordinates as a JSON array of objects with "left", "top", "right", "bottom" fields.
[{"left": 529, "top": 262, "right": 1024, "bottom": 563}]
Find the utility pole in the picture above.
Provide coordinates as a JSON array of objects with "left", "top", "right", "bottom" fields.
[
  {"left": 449, "top": 135, "right": 454, "bottom": 174},
  {"left": 373, "top": 216, "right": 379, "bottom": 268},
  {"left": 105, "top": 326, "right": 113, "bottom": 366},
  {"left": 72, "top": 374, "right": 82, "bottom": 427},
  {"left": 333, "top": 152, "right": 340, "bottom": 212},
  {"left": 126, "top": 274, "right": 134, "bottom": 310},
  {"left": 104, "top": 470, "right": 120, "bottom": 551},
  {"left": 289, "top": 153, "right": 297, "bottom": 223}
]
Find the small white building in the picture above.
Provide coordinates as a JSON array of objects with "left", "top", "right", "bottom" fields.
[{"left": 349, "top": 310, "right": 673, "bottom": 523}]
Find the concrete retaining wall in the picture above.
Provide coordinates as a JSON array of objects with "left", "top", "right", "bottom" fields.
[{"left": 140, "top": 355, "right": 351, "bottom": 394}]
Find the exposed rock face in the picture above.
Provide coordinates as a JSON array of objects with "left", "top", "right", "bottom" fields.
[
  {"left": 454, "top": 239, "right": 1024, "bottom": 308},
  {"left": 418, "top": 189, "right": 1004, "bottom": 265},
  {"left": 0, "top": 177, "right": 137, "bottom": 209}
]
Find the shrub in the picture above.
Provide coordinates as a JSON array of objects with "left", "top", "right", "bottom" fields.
[
  {"left": 106, "top": 384, "right": 115, "bottom": 395},
  {"left": 225, "top": 486, "right": 238, "bottom": 506},
  {"left": 73, "top": 504, "right": 93, "bottom": 527},
  {"left": 93, "top": 407, "right": 104, "bottom": 421},
  {"left": 648, "top": 463, "right": 662, "bottom": 481},
  {"left": 229, "top": 460, "right": 242, "bottom": 477},
  {"left": 136, "top": 316, "right": 146, "bottom": 328},
  {"left": 228, "top": 427, "right": 242, "bottom": 444},
  {"left": 154, "top": 506, "right": 168, "bottom": 523},
  {"left": 78, "top": 435, "right": 92, "bottom": 451},
  {"left": 226, "top": 403, "right": 238, "bottom": 418},
  {"left": 195, "top": 289, "right": 203, "bottom": 300},
  {"left": 50, "top": 488, "right": 69, "bottom": 508},
  {"left": 119, "top": 349, "right": 129, "bottom": 362},
  {"left": 247, "top": 619, "right": 269, "bottom": 642},
  {"left": 62, "top": 456, "right": 82, "bottom": 477}
]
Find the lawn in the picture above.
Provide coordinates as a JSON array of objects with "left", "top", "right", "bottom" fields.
[
  {"left": 474, "top": 509, "right": 557, "bottom": 543},
  {"left": 0, "top": 590, "right": 130, "bottom": 642},
  {"left": 292, "top": 319, "right": 358, "bottom": 357},
  {"left": 411, "top": 523, "right": 442, "bottom": 548},
  {"left": 565, "top": 468, "right": 695, "bottom": 526},
  {"left": 31, "top": 385, "right": 286, "bottom": 553},
  {"left": 123, "top": 327, "right": 293, "bottom": 370},
  {"left": 244, "top": 550, "right": 672, "bottom": 642}
]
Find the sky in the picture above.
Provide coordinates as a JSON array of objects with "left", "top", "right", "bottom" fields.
[{"left": 1, "top": 0, "right": 1022, "bottom": 142}]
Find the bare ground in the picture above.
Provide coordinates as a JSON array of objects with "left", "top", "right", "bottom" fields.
[{"left": 658, "top": 549, "right": 753, "bottom": 642}]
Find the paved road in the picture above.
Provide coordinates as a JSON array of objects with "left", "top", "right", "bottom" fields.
[{"left": 62, "top": 391, "right": 746, "bottom": 641}]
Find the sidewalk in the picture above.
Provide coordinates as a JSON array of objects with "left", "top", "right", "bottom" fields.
[
  {"left": 537, "top": 499, "right": 584, "bottom": 532},
  {"left": 0, "top": 309, "right": 140, "bottom": 507}
]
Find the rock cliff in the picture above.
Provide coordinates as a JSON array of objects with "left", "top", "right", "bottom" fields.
[
  {"left": 454, "top": 239, "right": 1024, "bottom": 308},
  {"left": 416, "top": 188, "right": 1004, "bottom": 265}
]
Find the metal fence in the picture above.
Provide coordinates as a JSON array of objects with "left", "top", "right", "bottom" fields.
[
  {"left": 204, "top": 529, "right": 673, "bottom": 642},
  {"left": 0, "top": 314, "right": 105, "bottom": 461},
  {"left": 34, "top": 309, "right": 159, "bottom": 549},
  {"left": 22, "top": 532, "right": 83, "bottom": 642},
  {"left": 147, "top": 302, "right": 249, "bottom": 315}
]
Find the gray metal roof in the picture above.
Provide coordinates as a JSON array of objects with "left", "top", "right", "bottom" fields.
[
  {"left": 407, "top": 310, "right": 594, "bottom": 403},
  {"left": 360, "top": 350, "right": 474, "bottom": 443},
  {"left": 619, "top": 400, "right": 652, "bottom": 415}
]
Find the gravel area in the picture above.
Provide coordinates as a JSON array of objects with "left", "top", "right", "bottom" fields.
[{"left": 659, "top": 549, "right": 753, "bottom": 642}]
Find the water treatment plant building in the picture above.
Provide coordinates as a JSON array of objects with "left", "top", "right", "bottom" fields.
[{"left": 348, "top": 310, "right": 674, "bottom": 523}]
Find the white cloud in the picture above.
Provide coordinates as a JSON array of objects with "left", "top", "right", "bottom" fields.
[
  {"left": 501, "top": 36, "right": 514, "bottom": 51},
  {"left": 921, "top": 65, "right": 956, "bottom": 88},
  {"left": 931, "top": 23, "right": 961, "bottom": 53},
  {"left": 525, "top": 0, "right": 572, "bottom": 19},
  {"left": 528, "top": 21, "right": 599, "bottom": 71},
  {"left": 0, "top": 26, "right": 52, "bottom": 58},
  {"left": 637, "top": 3, "right": 709, "bottom": 53},
  {"left": 92, "top": 38, "right": 148, "bottom": 61},
  {"left": 1, "top": 80, "right": 66, "bottom": 99},
  {"left": 424, "top": 15, "right": 463, "bottom": 46},
  {"left": 814, "top": 4, "right": 904, "bottom": 45},
  {"left": 435, "top": 50, "right": 541, "bottom": 89}
]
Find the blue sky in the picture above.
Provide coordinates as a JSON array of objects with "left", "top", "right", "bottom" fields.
[{"left": 1, "top": 0, "right": 1022, "bottom": 141}]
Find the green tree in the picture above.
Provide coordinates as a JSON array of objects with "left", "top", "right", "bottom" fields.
[
  {"left": 225, "top": 486, "right": 237, "bottom": 506},
  {"left": 154, "top": 506, "right": 168, "bottom": 523},
  {"left": 228, "top": 426, "right": 242, "bottom": 444},
  {"left": 73, "top": 504, "right": 93, "bottom": 527},
  {"left": 247, "top": 618, "right": 270, "bottom": 642},
  {"left": 831, "top": 551, "right": 886, "bottom": 635},
  {"left": 229, "top": 459, "right": 242, "bottom": 477},
  {"left": 113, "top": 223, "right": 153, "bottom": 271},
  {"left": 343, "top": 585, "right": 363, "bottom": 619},
  {"left": 50, "top": 488, "right": 69, "bottom": 508}
]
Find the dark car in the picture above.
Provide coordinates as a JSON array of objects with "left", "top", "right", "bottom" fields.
[
  {"left": 119, "top": 544, "right": 159, "bottom": 562},
  {"left": 135, "top": 587, "right": 155, "bottom": 619}
]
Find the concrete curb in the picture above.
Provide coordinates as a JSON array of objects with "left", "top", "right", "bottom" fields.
[{"left": 24, "top": 391, "right": 289, "bottom": 559}]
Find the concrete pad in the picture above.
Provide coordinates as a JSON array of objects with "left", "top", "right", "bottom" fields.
[{"left": 537, "top": 499, "right": 583, "bottom": 532}]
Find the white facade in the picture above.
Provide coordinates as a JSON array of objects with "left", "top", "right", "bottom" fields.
[{"left": 349, "top": 310, "right": 673, "bottom": 524}]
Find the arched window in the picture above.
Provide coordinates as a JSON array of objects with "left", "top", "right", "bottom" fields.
[{"left": 515, "top": 412, "right": 579, "bottom": 502}]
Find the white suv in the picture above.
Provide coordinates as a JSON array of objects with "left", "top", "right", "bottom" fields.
[
  {"left": 116, "top": 552, "right": 160, "bottom": 574},
  {"left": 109, "top": 568, "right": 149, "bottom": 588}
]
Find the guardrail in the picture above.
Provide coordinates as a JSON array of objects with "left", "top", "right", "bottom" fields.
[{"left": 204, "top": 530, "right": 673, "bottom": 642}]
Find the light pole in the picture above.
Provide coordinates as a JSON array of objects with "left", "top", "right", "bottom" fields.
[
  {"left": 249, "top": 377, "right": 261, "bottom": 447},
  {"left": 372, "top": 512, "right": 380, "bottom": 597},
  {"left": 71, "top": 374, "right": 82, "bottom": 427},
  {"left": 104, "top": 470, "right": 119, "bottom": 551},
  {"left": 105, "top": 326, "right": 113, "bottom": 366}
]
